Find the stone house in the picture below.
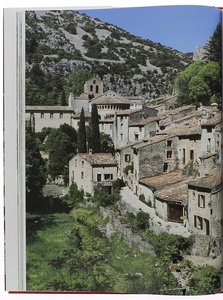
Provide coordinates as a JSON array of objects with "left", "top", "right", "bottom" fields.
[
  {"left": 69, "top": 153, "right": 118, "bottom": 195},
  {"left": 138, "top": 171, "right": 188, "bottom": 219},
  {"left": 25, "top": 105, "right": 75, "bottom": 132},
  {"left": 187, "top": 172, "right": 222, "bottom": 238}
]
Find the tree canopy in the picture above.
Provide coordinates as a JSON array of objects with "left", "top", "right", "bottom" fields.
[
  {"left": 174, "top": 61, "right": 221, "bottom": 107},
  {"left": 26, "top": 119, "right": 47, "bottom": 212}
]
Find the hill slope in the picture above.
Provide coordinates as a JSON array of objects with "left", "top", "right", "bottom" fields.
[{"left": 25, "top": 10, "right": 192, "bottom": 105}]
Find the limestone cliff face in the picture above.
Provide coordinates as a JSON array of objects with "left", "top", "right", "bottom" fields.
[
  {"left": 193, "top": 46, "right": 206, "bottom": 61},
  {"left": 26, "top": 10, "right": 192, "bottom": 102}
]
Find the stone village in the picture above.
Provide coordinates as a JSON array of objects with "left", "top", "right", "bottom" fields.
[{"left": 26, "top": 75, "right": 222, "bottom": 265}]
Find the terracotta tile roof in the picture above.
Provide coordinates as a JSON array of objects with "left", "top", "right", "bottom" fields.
[
  {"left": 129, "top": 116, "right": 160, "bottom": 126},
  {"left": 94, "top": 96, "right": 130, "bottom": 105},
  {"left": 139, "top": 171, "right": 186, "bottom": 191},
  {"left": 199, "top": 152, "right": 217, "bottom": 159},
  {"left": 26, "top": 106, "right": 74, "bottom": 112},
  {"left": 155, "top": 180, "right": 190, "bottom": 205},
  {"left": 201, "top": 115, "right": 222, "bottom": 126},
  {"left": 79, "top": 153, "right": 117, "bottom": 166},
  {"left": 116, "top": 109, "right": 139, "bottom": 116},
  {"left": 160, "top": 111, "right": 203, "bottom": 127},
  {"left": 164, "top": 124, "right": 201, "bottom": 137},
  {"left": 188, "top": 172, "right": 222, "bottom": 190},
  {"left": 157, "top": 105, "right": 195, "bottom": 118},
  {"left": 132, "top": 132, "right": 170, "bottom": 149}
]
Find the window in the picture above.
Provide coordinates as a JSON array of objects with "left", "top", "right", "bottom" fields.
[
  {"left": 190, "top": 150, "right": 194, "bottom": 160},
  {"left": 121, "top": 123, "right": 123, "bottom": 129},
  {"left": 101, "top": 123, "right": 104, "bottom": 130},
  {"left": 97, "top": 174, "right": 101, "bottom": 182},
  {"left": 139, "top": 127, "right": 142, "bottom": 132},
  {"left": 81, "top": 161, "right": 84, "bottom": 168},
  {"left": 163, "top": 163, "right": 168, "bottom": 173},
  {"left": 110, "top": 124, "right": 112, "bottom": 130},
  {"left": 93, "top": 80, "right": 96, "bottom": 84},
  {"left": 75, "top": 159, "right": 77, "bottom": 167},
  {"left": 207, "top": 127, "right": 212, "bottom": 133},
  {"left": 90, "top": 85, "right": 93, "bottom": 92},
  {"left": 81, "top": 172, "right": 84, "bottom": 179},
  {"left": 207, "top": 138, "right": 211, "bottom": 152},
  {"left": 60, "top": 113, "right": 63, "bottom": 118},
  {"left": 50, "top": 113, "right": 53, "bottom": 118},
  {"left": 96, "top": 85, "right": 99, "bottom": 93},
  {"left": 30, "top": 113, "right": 34, "bottom": 118},
  {"left": 198, "top": 194, "right": 205, "bottom": 208},
  {"left": 192, "top": 191, "right": 195, "bottom": 200},
  {"left": 167, "top": 151, "right": 172, "bottom": 159},
  {"left": 197, "top": 216, "right": 203, "bottom": 229},
  {"left": 167, "top": 140, "right": 172, "bottom": 147},
  {"left": 182, "top": 148, "right": 185, "bottom": 164},
  {"left": 135, "top": 134, "right": 139, "bottom": 141},
  {"left": 41, "top": 113, "right": 44, "bottom": 118},
  {"left": 120, "top": 116, "right": 123, "bottom": 121},
  {"left": 120, "top": 133, "right": 124, "bottom": 141},
  {"left": 194, "top": 215, "right": 203, "bottom": 229},
  {"left": 125, "top": 154, "right": 130, "bottom": 162},
  {"left": 104, "top": 174, "right": 113, "bottom": 181}
]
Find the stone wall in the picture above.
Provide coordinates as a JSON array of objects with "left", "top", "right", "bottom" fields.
[
  {"left": 190, "top": 234, "right": 221, "bottom": 258},
  {"left": 100, "top": 206, "right": 155, "bottom": 254}
]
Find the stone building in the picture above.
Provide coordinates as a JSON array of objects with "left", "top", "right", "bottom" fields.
[
  {"left": 90, "top": 90, "right": 131, "bottom": 120},
  {"left": 69, "top": 153, "right": 118, "bottom": 195},
  {"left": 187, "top": 172, "right": 222, "bottom": 238},
  {"left": 25, "top": 105, "right": 75, "bottom": 132}
]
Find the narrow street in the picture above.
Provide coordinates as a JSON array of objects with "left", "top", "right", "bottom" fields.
[{"left": 120, "top": 186, "right": 190, "bottom": 237}]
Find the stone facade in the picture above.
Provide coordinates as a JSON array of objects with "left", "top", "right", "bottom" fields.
[
  {"left": 25, "top": 106, "right": 74, "bottom": 132},
  {"left": 69, "top": 153, "right": 118, "bottom": 195}
]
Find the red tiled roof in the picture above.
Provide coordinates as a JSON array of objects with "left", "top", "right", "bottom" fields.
[
  {"left": 79, "top": 153, "right": 117, "bottom": 166},
  {"left": 139, "top": 171, "right": 186, "bottom": 191}
]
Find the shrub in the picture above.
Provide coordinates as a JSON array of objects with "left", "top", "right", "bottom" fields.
[{"left": 189, "top": 266, "right": 220, "bottom": 295}]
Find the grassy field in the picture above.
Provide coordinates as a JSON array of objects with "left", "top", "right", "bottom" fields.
[{"left": 26, "top": 212, "right": 74, "bottom": 290}]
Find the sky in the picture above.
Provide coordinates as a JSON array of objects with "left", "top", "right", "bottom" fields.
[{"left": 78, "top": 5, "right": 221, "bottom": 53}]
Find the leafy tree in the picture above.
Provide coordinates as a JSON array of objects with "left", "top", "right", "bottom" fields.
[
  {"left": 90, "top": 104, "right": 100, "bottom": 153},
  {"left": 100, "top": 132, "right": 115, "bottom": 153},
  {"left": 77, "top": 108, "right": 87, "bottom": 153},
  {"left": 189, "top": 266, "right": 220, "bottom": 295},
  {"left": 174, "top": 61, "right": 221, "bottom": 106},
  {"left": 26, "top": 119, "right": 47, "bottom": 212},
  {"left": 44, "top": 125, "right": 77, "bottom": 184},
  {"left": 64, "top": 70, "right": 92, "bottom": 97}
]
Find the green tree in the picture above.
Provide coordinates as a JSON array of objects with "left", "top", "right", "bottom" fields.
[
  {"left": 65, "top": 70, "right": 92, "bottom": 97},
  {"left": 205, "top": 23, "right": 221, "bottom": 63},
  {"left": 90, "top": 104, "right": 100, "bottom": 153},
  {"left": 26, "top": 119, "right": 47, "bottom": 212},
  {"left": 44, "top": 126, "right": 77, "bottom": 184},
  {"left": 100, "top": 132, "right": 115, "bottom": 153},
  {"left": 174, "top": 61, "right": 221, "bottom": 106},
  {"left": 60, "top": 89, "right": 67, "bottom": 106},
  {"left": 77, "top": 108, "right": 87, "bottom": 153}
]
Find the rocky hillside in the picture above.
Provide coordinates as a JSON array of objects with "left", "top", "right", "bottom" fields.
[{"left": 26, "top": 10, "right": 192, "bottom": 105}]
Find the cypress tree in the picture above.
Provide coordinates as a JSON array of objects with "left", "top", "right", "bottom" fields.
[
  {"left": 77, "top": 108, "right": 87, "bottom": 153},
  {"left": 91, "top": 104, "right": 100, "bottom": 153},
  {"left": 61, "top": 89, "right": 66, "bottom": 106}
]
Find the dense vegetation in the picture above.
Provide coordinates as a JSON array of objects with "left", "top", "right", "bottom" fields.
[{"left": 26, "top": 184, "right": 221, "bottom": 294}]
